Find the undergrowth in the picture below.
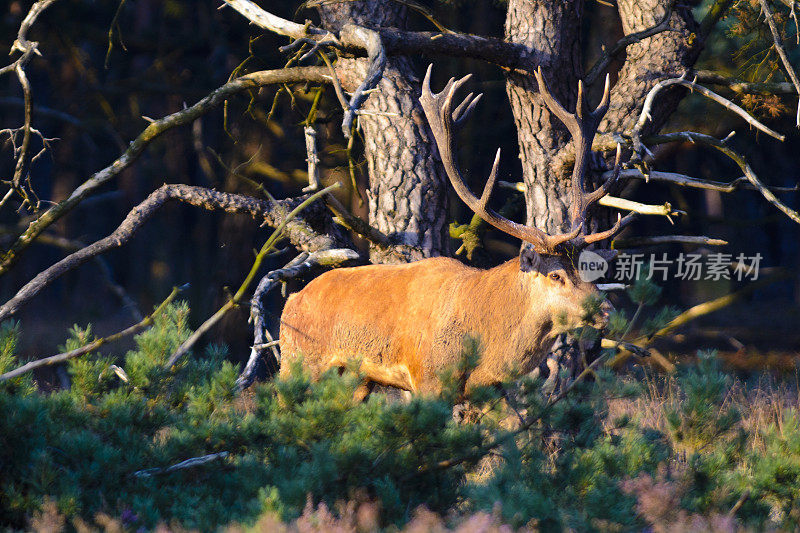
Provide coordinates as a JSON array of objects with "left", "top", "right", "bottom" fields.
[{"left": 1, "top": 301, "right": 799, "bottom": 531}]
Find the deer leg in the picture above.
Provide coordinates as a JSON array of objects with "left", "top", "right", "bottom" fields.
[
  {"left": 353, "top": 380, "right": 375, "bottom": 402},
  {"left": 327, "top": 355, "right": 417, "bottom": 392}
]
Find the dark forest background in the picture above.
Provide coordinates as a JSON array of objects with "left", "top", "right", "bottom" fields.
[{"left": 1, "top": 0, "right": 798, "bottom": 372}]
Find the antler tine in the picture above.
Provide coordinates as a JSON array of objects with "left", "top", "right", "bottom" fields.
[
  {"left": 421, "top": 64, "right": 563, "bottom": 253},
  {"left": 534, "top": 67, "right": 576, "bottom": 134},
  {"left": 576, "top": 80, "right": 586, "bottom": 120},
  {"left": 479, "top": 148, "right": 502, "bottom": 209},
  {"left": 577, "top": 212, "right": 637, "bottom": 246},
  {"left": 592, "top": 73, "right": 612, "bottom": 119},
  {"left": 454, "top": 93, "right": 483, "bottom": 126}
]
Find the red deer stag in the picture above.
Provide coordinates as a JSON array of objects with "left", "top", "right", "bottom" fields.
[{"left": 279, "top": 65, "right": 635, "bottom": 395}]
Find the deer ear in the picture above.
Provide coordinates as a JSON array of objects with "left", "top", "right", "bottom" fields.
[
  {"left": 592, "top": 248, "right": 618, "bottom": 262},
  {"left": 519, "top": 244, "right": 545, "bottom": 273}
]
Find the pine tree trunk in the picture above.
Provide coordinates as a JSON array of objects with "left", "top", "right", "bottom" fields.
[
  {"left": 601, "top": 1, "right": 702, "bottom": 134},
  {"left": 504, "top": 0, "right": 705, "bottom": 234},
  {"left": 318, "top": 1, "right": 448, "bottom": 263},
  {"left": 504, "top": 0, "right": 584, "bottom": 232}
]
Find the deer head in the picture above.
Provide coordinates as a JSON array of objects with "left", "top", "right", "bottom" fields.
[{"left": 420, "top": 65, "right": 634, "bottom": 330}]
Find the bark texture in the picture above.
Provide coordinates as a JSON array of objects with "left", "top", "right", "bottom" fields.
[
  {"left": 318, "top": 1, "right": 448, "bottom": 263},
  {"left": 601, "top": 0, "right": 702, "bottom": 134},
  {"left": 504, "top": 0, "right": 584, "bottom": 232},
  {"left": 504, "top": 0, "right": 705, "bottom": 233}
]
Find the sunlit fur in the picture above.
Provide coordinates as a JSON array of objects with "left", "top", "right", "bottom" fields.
[{"left": 279, "top": 256, "right": 607, "bottom": 395}]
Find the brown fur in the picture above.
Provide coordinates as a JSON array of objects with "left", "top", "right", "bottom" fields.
[{"left": 279, "top": 255, "right": 606, "bottom": 395}]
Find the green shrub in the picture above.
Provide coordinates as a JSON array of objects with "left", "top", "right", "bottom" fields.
[{"left": 1, "top": 302, "right": 800, "bottom": 531}]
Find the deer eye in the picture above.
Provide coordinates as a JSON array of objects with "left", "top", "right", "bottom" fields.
[{"left": 548, "top": 272, "right": 562, "bottom": 283}]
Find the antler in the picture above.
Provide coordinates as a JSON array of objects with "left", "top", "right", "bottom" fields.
[
  {"left": 420, "top": 65, "right": 581, "bottom": 254},
  {"left": 533, "top": 67, "right": 636, "bottom": 248}
]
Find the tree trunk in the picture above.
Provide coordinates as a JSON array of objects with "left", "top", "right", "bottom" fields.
[
  {"left": 318, "top": 1, "right": 448, "bottom": 263},
  {"left": 601, "top": 1, "right": 703, "bottom": 134},
  {"left": 504, "top": 0, "right": 705, "bottom": 234},
  {"left": 504, "top": 0, "right": 584, "bottom": 233}
]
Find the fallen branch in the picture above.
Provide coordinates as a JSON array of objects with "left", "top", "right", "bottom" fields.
[
  {"left": 236, "top": 248, "right": 360, "bottom": 390},
  {"left": 0, "top": 184, "right": 346, "bottom": 322},
  {"left": 132, "top": 451, "right": 229, "bottom": 478},
  {"left": 0, "top": 285, "right": 183, "bottom": 383}
]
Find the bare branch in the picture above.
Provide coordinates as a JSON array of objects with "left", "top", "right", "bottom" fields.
[
  {"left": 606, "top": 168, "right": 800, "bottom": 193},
  {"left": 236, "top": 248, "right": 360, "bottom": 391},
  {"left": 0, "top": 227, "right": 142, "bottom": 321},
  {"left": 220, "top": 0, "right": 328, "bottom": 40},
  {"left": 585, "top": 7, "right": 674, "bottom": 85},
  {"left": 0, "top": 184, "right": 346, "bottom": 322},
  {"left": 612, "top": 235, "right": 729, "bottom": 248},
  {"left": 635, "top": 77, "right": 785, "bottom": 142},
  {"left": 133, "top": 452, "right": 229, "bottom": 478},
  {"left": 220, "top": 0, "right": 535, "bottom": 73},
  {"left": 0, "top": 285, "right": 183, "bottom": 383},
  {"left": 0, "top": 67, "right": 331, "bottom": 276},
  {"left": 692, "top": 70, "right": 796, "bottom": 95},
  {"left": 341, "top": 26, "right": 386, "bottom": 138},
  {"left": 303, "top": 126, "right": 321, "bottom": 192},
  {"left": 759, "top": 0, "right": 800, "bottom": 126},
  {"left": 498, "top": 181, "right": 686, "bottom": 218},
  {"left": 164, "top": 185, "right": 350, "bottom": 369},
  {"left": 598, "top": 195, "right": 685, "bottom": 218},
  {"left": 0, "top": 0, "right": 61, "bottom": 210},
  {"left": 648, "top": 131, "right": 800, "bottom": 224}
]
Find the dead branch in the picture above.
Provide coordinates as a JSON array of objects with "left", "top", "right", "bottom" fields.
[
  {"left": 585, "top": 7, "right": 674, "bottom": 85},
  {"left": 635, "top": 77, "right": 785, "bottom": 143},
  {"left": 0, "top": 285, "right": 183, "bottom": 383},
  {"left": 648, "top": 131, "right": 800, "bottom": 224},
  {"left": 0, "top": 227, "right": 142, "bottom": 321},
  {"left": 132, "top": 452, "right": 229, "bottom": 478},
  {"left": 612, "top": 235, "right": 729, "bottom": 248},
  {"left": 497, "top": 181, "right": 685, "bottom": 218},
  {"left": 692, "top": 70, "right": 796, "bottom": 95},
  {"left": 598, "top": 196, "right": 685, "bottom": 219},
  {"left": 605, "top": 168, "right": 800, "bottom": 193},
  {"left": 303, "top": 126, "right": 321, "bottom": 192},
  {"left": 163, "top": 185, "right": 352, "bottom": 369},
  {"left": 0, "top": 66, "right": 331, "bottom": 277},
  {"left": 1, "top": 0, "right": 61, "bottom": 210},
  {"left": 0, "top": 184, "right": 348, "bottom": 322},
  {"left": 221, "top": 0, "right": 535, "bottom": 74},
  {"left": 236, "top": 248, "right": 360, "bottom": 391},
  {"left": 340, "top": 26, "right": 386, "bottom": 138},
  {"left": 759, "top": 0, "right": 800, "bottom": 126}
]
